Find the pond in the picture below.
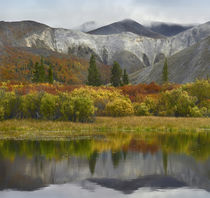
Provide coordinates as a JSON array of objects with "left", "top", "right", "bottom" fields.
[{"left": 0, "top": 132, "right": 209, "bottom": 197}]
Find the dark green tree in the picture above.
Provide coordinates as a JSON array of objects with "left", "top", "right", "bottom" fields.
[
  {"left": 162, "top": 58, "right": 168, "bottom": 83},
  {"left": 39, "top": 57, "right": 46, "bottom": 83},
  {"left": 48, "top": 65, "right": 53, "bottom": 84},
  {"left": 87, "top": 54, "right": 101, "bottom": 86},
  {"left": 111, "top": 61, "right": 122, "bottom": 87},
  {"left": 32, "top": 62, "right": 40, "bottom": 83},
  {"left": 27, "top": 59, "right": 34, "bottom": 68},
  {"left": 122, "top": 69, "right": 129, "bottom": 85}
]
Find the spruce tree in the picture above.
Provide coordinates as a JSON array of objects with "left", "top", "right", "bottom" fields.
[
  {"left": 28, "top": 59, "right": 33, "bottom": 68},
  {"left": 32, "top": 62, "right": 40, "bottom": 83},
  {"left": 122, "top": 69, "right": 129, "bottom": 85},
  {"left": 48, "top": 65, "right": 53, "bottom": 84},
  {"left": 39, "top": 57, "right": 45, "bottom": 83},
  {"left": 27, "top": 59, "right": 34, "bottom": 80},
  {"left": 111, "top": 61, "right": 122, "bottom": 87},
  {"left": 87, "top": 54, "right": 101, "bottom": 86},
  {"left": 162, "top": 58, "right": 168, "bottom": 83}
]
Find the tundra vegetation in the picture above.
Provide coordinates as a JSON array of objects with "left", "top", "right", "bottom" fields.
[{"left": 0, "top": 79, "right": 209, "bottom": 123}]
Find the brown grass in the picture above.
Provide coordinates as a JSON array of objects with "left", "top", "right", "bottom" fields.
[{"left": 0, "top": 116, "right": 209, "bottom": 140}]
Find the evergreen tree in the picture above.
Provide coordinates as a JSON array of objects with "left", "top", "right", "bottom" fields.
[
  {"left": 32, "top": 57, "right": 46, "bottom": 83},
  {"left": 39, "top": 57, "right": 46, "bottom": 83},
  {"left": 48, "top": 65, "right": 53, "bottom": 84},
  {"left": 87, "top": 54, "right": 101, "bottom": 86},
  {"left": 32, "top": 62, "right": 40, "bottom": 83},
  {"left": 162, "top": 58, "right": 168, "bottom": 83},
  {"left": 28, "top": 59, "right": 34, "bottom": 68},
  {"left": 111, "top": 61, "right": 122, "bottom": 87},
  {"left": 122, "top": 69, "right": 129, "bottom": 85}
]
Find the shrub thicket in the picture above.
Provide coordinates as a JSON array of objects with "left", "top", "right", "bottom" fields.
[
  {"left": 157, "top": 88, "right": 204, "bottom": 117},
  {"left": 0, "top": 91, "right": 20, "bottom": 119},
  {"left": 70, "top": 87, "right": 127, "bottom": 116},
  {"left": 21, "top": 92, "right": 42, "bottom": 118},
  {"left": 0, "top": 80, "right": 209, "bottom": 121},
  {"left": 0, "top": 106, "right": 4, "bottom": 121},
  {"left": 58, "top": 92, "right": 95, "bottom": 122},
  {"left": 183, "top": 80, "right": 210, "bottom": 103},
  {"left": 106, "top": 98, "right": 134, "bottom": 117},
  {"left": 134, "top": 103, "right": 151, "bottom": 116},
  {"left": 40, "top": 93, "right": 58, "bottom": 120}
]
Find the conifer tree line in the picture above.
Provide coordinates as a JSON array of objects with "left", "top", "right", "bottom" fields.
[
  {"left": 30, "top": 54, "right": 129, "bottom": 86},
  {"left": 87, "top": 54, "right": 129, "bottom": 87},
  {"left": 30, "top": 55, "right": 170, "bottom": 86},
  {"left": 32, "top": 57, "right": 54, "bottom": 84}
]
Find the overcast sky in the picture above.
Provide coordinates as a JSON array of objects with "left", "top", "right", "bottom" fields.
[{"left": 1, "top": 0, "right": 210, "bottom": 28}]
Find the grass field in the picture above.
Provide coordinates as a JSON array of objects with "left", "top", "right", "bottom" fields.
[{"left": 0, "top": 116, "right": 209, "bottom": 140}]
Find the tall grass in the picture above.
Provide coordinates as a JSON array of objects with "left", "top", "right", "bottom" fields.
[{"left": 0, "top": 116, "right": 209, "bottom": 140}]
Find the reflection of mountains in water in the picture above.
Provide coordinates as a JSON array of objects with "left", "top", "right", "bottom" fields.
[
  {"left": 0, "top": 151, "right": 209, "bottom": 192},
  {"left": 88, "top": 175, "right": 187, "bottom": 194}
]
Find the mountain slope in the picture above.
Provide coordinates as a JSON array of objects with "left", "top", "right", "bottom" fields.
[
  {"left": 0, "top": 46, "right": 111, "bottom": 84},
  {"left": 0, "top": 20, "right": 49, "bottom": 46},
  {"left": 134, "top": 36, "right": 210, "bottom": 84},
  {"left": 148, "top": 22, "right": 193, "bottom": 37},
  {"left": 23, "top": 21, "right": 210, "bottom": 70},
  {"left": 0, "top": 20, "right": 210, "bottom": 83},
  {"left": 88, "top": 19, "right": 165, "bottom": 38}
]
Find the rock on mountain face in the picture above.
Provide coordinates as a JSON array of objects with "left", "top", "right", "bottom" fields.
[
  {"left": 88, "top": 19, "right": 165, "bottom": 39},
  {"left": 133, "top": 36, "right": 210, "bottom": 84},
  {"left": 24, "top": 21, "right": 210, "bottom": 73},
  {"left": 0, "top": 20, "right": 49, "bottom": 46},
  {"left": 148, "top": 22, "right": 193, "bottom": 37},
  {"left": 0, "top": 20, "right": 210, "bottom": 83}
]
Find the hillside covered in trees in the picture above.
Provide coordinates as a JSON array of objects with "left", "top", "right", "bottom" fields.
[{"left": 0, "top": 46, "right": 111, "bottom": 85}]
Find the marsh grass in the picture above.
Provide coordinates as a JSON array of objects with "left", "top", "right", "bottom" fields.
[{"left": 0, "top": 116, "right": 209, "bottom": 140}]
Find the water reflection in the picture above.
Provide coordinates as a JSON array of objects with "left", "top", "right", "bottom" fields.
[{"left": 0, "top": 132, "right": 209, "bottom": 197}]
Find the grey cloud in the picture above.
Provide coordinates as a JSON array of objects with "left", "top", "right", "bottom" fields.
[{"left": 0, "top": 0, "right": 209, "bottom": 28}]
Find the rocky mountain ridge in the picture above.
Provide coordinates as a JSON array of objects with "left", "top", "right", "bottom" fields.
[{"left": 0, "top": 19, "right": 210, "bottom": 83}]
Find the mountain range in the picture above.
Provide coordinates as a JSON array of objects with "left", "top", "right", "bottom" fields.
[
  {"left": 88, "top": 19, "right": 165, "bottom": 38},
  {"left": 0, "top": 19, "right": 209, "bottom": 84}
]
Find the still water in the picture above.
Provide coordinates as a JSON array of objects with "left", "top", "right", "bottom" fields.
[{"left": 0, "top": 132, "right": 209, "bottom": 197}]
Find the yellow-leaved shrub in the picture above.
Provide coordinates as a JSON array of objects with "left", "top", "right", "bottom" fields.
[
  {"left": 105, "top": 98, "right": 134, "bottom": 117},
  {"left": 70, "top": 87, "right": 127, "bottom": 116}
]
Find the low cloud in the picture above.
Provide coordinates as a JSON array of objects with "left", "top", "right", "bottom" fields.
[{"left": 0, "top": 0, "right": 210, "bottom": 28}]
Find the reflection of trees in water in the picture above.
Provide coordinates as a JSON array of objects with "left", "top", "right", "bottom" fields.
[
  {"left": 157, "top": 132, "right": 210, "bottom": 161},
  {"left": 162, "top": 151, "right": 168, "bottom": 175},
  {"left": 111, "top": 151, "right": 123, "bottom": 168},
  {"left": 88, "top": 151, "right": 98, "bottom": 175},
  {"left": 0, "top": 141, "right": 209, "bottom": 192},
  {"left": 0, "top": 132, "right": 209, "bottom": 163},
  {"left": 125, "top": 139, "right": 159, "bottom": 154}
]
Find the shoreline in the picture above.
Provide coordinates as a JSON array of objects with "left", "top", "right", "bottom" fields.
[{"left": 0, "top": 117, "right": 209, "bottom": 140}]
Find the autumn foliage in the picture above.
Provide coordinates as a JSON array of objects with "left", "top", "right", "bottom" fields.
[
  {"left": 0, "top": 80, "right": 209, "bottom": 121},
  {"left": 0, "top": 46, "right": 111, "bottom": 85}
]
